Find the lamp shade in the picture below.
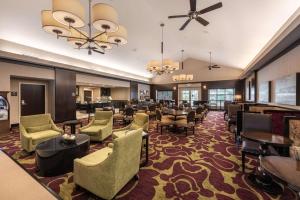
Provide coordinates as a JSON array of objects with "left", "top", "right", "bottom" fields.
[
  {"left": 52, "top": 0, "right": 85, "bottom": 28},
  {"left": 186, "top": 74, "right": 193, "bottom": 81},
  {"left": 92, "top": 3, "right": 119, "bottom": 32},
  {"left": 108, "top": 25, "right": 127, "bottom": 45},
  {"left": 41, "top": 10, "right": 70, "bottom": 36},
  {"left": 179, "top": 74, "right": 187, "bottom": 81},
  {"left": 67, "top": 29, "right": 88, "bottom": 47},
  {"left": 162, "top": 59, "right": 173, "bottom": 69},
  {"left": 94, "top": 33, "right": 112, "bottom": 50}
]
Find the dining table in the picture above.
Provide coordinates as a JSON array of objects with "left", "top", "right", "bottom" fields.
[
  {"left": 166, "top": 109, "right": 188, "bottom": 121},
  {"left": 241, "top": 131, "right": 293, "bottom": 196}
]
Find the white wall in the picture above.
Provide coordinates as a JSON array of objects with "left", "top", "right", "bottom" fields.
[
  {"left": 257, "top": 45, "right": 300, "bottom": 109},
  {"left": 151, "top": 58, "right": 243, "bottom": 84},
  {"left": 76, "top": 73, "right": 130, "bottom": 88}
]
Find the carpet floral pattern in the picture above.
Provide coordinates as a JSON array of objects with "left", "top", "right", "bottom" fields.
[{"left": 0, "top": 112, "right": 297, "bottom": 200}]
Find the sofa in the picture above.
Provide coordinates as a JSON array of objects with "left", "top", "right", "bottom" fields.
[
  {"left": 20, "top": 114, "right": 63, "bottom": 152},
  {"left": 112, "top": 113, "right": 149, "bottom": 139},
  {"left": 79, "top": 111, "right": 113, "bottom": 142},
  {"left": 74, "top": 128, "right": 143, "bottom": 200}
]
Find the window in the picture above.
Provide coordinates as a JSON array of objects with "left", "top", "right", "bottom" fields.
[
  {"left": 208, "top": 88, "right": 235, "bottom": 109},
  {"left": 179, "top": 88, "right": 200, "bottom": 105},
  {"left": 156, "top": 91, "right": 173, "bottom": 100}
]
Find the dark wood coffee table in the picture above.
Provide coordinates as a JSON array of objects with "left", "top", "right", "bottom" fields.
[
  {"left": 241, "top": 131, "right": 293, "bottom": 196},
  {"left": 36, "top": 134, "right": 90, "bottom": 177},
  {"left": 63, "top": 120, "right": 83, "bottom": 135}
]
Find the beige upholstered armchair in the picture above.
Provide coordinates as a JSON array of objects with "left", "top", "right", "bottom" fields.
[
  {"left": 79, "top": 111, "right": 113, "bottom": 142},
  {"left": 112, "top": 113, "right": 149, "bottom": 139},
  {"left": 74, "top": 129, "right": 143, "bottom": 200},
  {"left": 20, "top": 114, "right": 63, "bottom": 152},
  {"left": 284, "top": 116, "right": 300, "bottom": 158}
]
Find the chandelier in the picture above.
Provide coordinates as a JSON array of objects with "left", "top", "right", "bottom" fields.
[
  {"left": 41, "top": 0, "right": 127, "bottom": 55},
  {"left": 146, "top": 24, "right": 179, "bottom": 75},
  {"left": 172, "top": 50, "right": 193, "bottom": 81}
]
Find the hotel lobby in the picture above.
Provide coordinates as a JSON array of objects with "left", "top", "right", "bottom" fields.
[{"left": 0, "top": 0, "right": 300, "bottom": 199}]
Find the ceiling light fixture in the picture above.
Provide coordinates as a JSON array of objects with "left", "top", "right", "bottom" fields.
[
  {"left": 146, "top": 23, "right": 179, "bottom": 75},
  {"left": 172, "top": 49, "right": 193, "bottom": 82},
  {"left": 41, "top": 0, "right": 127, "bottom": 55}
]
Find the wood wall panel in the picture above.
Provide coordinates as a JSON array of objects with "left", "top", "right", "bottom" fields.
[{"left": 55, "top": 69, "right": 76, "bottom": 122}]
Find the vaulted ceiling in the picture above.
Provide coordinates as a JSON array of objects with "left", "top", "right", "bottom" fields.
[{"left": 0, "top": 0, "right": 299, "bottom": 80}]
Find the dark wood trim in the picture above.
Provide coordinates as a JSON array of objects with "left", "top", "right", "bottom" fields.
[
  {"left": 0, "top": 57, "right": 150, "bottom": 85},
  {"left": 268, "top": 81, "right": 272, "bottom": 103},
  {"left": 0, "top": 150, "right": 62, "bottom": 200},
  {"left": 297, "top": 73, "right": 300, "bottom": 106},
  {"left": 254, "top": 70, "right": 258, "bottom": 103}
]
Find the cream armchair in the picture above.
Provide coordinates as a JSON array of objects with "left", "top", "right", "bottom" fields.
[
  {"left": 79, "top": 111, "right": 113, "bottom": 142},
  {"left": 74, "top": 128, "right": 143, "bottom": 200},
  {"left": 20, "top": 114, "right": 63, "bottom": 152},
  {"left": 112, "top": 113, "right": 149, "bottom": 139}
]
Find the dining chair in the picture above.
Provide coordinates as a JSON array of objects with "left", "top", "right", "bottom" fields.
[
  {"left": 123, "top": 107, "right": 134, "bottom": 125},
  {"left": 156, "top": 110, "right": 174, "bottom": 134},
  {"left": 241, "top": 112, "right": 278, "bottom": 173},
  {"left": 227, "top": 104, "right": 242, "bottom": 131},
  {"left": 175, "top": 111, "right": 196, "bottom": 136},
  {"left": 195, "top": 106, "right": 205, "bottom": 123}
]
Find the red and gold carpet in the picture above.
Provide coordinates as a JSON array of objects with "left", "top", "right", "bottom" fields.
[{"left": 0, "top": 111, "right": 296, "bottom": 200}]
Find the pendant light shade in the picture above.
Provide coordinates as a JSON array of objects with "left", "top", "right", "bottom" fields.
[
  {"left": 92, "top": 3, "right": 119, "bottom": 32},
  {"left": 68, "top": 29, "right": 88, "bottom": 47},
  {"left": 52, "top": 0, "right": 85, "bottom": 28},
  {"left": 108, "top": 25, "right": 128, "bottom": 45},
  {"left": 41, "top": 10, "right": 70, "bottom": 36},
  {"left": 94, "top": 33, "right": 112, "bottom": 50}
]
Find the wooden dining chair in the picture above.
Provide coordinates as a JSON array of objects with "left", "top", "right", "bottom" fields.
[
  {"left": 241, "top": 112, "right": 278, "bottom": 173},
  {"left": 175, "top": 111, "right": 196, "bottom": 136},
  {"left": 156, "top": 109, "right": 174, "bottom": 134}
]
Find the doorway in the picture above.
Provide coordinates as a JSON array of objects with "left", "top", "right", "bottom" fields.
[{"left": 20, "top": 84, "right": 45, "bottom": 116}]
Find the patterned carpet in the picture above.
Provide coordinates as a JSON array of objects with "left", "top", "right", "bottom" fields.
[{"left": 0, "top": 111, "right": 297, "bottom": 200}]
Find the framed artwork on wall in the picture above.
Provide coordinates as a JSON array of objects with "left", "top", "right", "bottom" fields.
[{"left": 275, "top": 74, "right": 297, "bottom": 105}]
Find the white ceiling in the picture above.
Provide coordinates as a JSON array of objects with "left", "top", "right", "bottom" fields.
[{"left": 0, "top": 0, "right": 299, "bottom": 79}]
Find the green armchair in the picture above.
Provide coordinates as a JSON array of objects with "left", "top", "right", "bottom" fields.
[
  {"left": 79, "top": 111, "right": 113, "bottom": 142},
  {"left": 74, "top": 128, "right": 143, "bottom": 200},
  {"left": 20, "top": 114, "right": 63, "bottom": 152},
  {"left": 112, "top": 113, "right": 149, "bottom": 139}
]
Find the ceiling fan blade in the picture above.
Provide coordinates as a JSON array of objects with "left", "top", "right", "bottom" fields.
[
  {"left": 198, "top": 2, "right": 223, "bottom": 15},
  {"left": 168, "top": 15, "right": 189, "bottom": 19},
  {"left": 212, "top": 65, "right": 221, "bottom": 68},
  {"left": 190, "top": 0, "right": 197, "bottom": 11},
  {"left": 92, "top": 49, "right": 105, "bottom": 54},
  {"left": 179, "top": 19, "right": 192, "bottom": 31},
  {"left": 196, "top": 16, "right": 209, "bottom": 26}
]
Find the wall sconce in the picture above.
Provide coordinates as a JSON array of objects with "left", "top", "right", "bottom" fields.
[
  {"left": 173, "top": 86, "right": 177, "bottom": 91},
  {"left": 203, "top": 85, "right": 207, "bottom": 90}
]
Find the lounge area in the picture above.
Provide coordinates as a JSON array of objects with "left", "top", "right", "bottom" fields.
[{"left": 0, "top": 0, "right": 300, "bottom": 200}]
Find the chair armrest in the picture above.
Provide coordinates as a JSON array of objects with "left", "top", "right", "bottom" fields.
[
  {"left": 113, "top": 125, "right": 130, "bottom": 132},
  {"left": 19, "top": 125, "right": 31, "bottom": 139},
  {"left": 80, "top": 119, "right": 94, "bottom": 131},
  {"left": 50, "top": 120, "right": 63, "bottom": 134},
  {"left": 74, "top": 158, "right": 102, "bottom": 167}
]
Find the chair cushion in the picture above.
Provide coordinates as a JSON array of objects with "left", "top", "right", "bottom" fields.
[
  {"left": 94, "top": 119, "right": 108, "bottom": 125},
  {"left": 130, "top": 123, "right": 140, "bottom": 130},
  {"left": 27, "top": 124, "right": 52, "bottom": 133},
  {"left": 80, "top": 125, "right": 105, "bottom": 135},
  {"left": 78, "top": 147, "right": 112, "bottom": 165},
  {"left": 30, "top": 130, "right": 60, "bottom": 145}
]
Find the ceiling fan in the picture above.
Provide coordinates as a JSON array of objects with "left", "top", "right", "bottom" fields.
[
  {"left": 168, "top": 0, "right": 223, "bottom": 31},
  {"left": 208, "top": 52, "right": 220, "bottom": 70}
]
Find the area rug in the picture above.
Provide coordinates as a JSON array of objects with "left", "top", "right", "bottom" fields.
[{"left": 0, "top": 112, "right": 296, "bottom": 200}]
